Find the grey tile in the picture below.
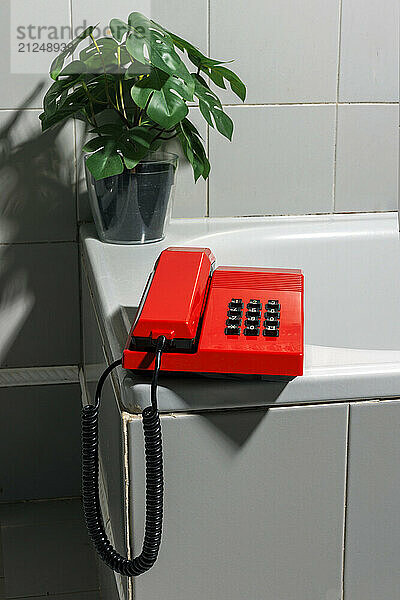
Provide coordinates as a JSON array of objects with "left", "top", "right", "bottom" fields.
[
  {"left": 339, "top": 0, "right": 399, "bottom": 101},
  {"left": 0, "top": 110, "right": 76, "bottom": 243},
  {"left": 0, "top": 242, "right": 80, "bottom": 368},
  {"left": 30, "top": 593, "right": 101, "bottom": 599},
  {"left": 210, "top": 0, "right": 339, "bottom": 104},
  {"left": 1, "top": 514, "right": 98, "bottom": 597},
  {"left": 209, "top": 105, "right": 335, "bottom": 216},
  {"left": 81, "top": 269, "right": 128, "bottom": 600},
  {"left": 129, "top": 404, "right": 348, "bottom": 600},
  {"left": 0, "top": 385, "right": 81, "bottom": 501},
  {"left": 345, "top": 400, "right": 400, "bottom": 600},
  {"left": 98, "top": 555, "right": 122, "bottom": 600},
  {"left": 335, "top": 105, "right": 399, "bottom": 213},
  {"left": 0, "top": 498, "right": 83, "bottom": 527}
]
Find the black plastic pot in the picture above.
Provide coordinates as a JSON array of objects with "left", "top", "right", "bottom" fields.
[{"left": 85, "top": 152, "right": 178, "bottom": 244}]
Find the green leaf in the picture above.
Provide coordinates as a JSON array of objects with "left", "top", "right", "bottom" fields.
[
  {"left": 210, "top": 66, "right": 246, "bottom": 102},
  {"left": 82, "top": 136, "right": 107, "bottom": 152},
  {"left": 131, "top": 69, "right": 193, "bottom": 129},
  {"left": 125, "top": 61, "right": 150, "bottom": 78},
  {"left": 43, "top": 74, "right": 81, "bottom": 114},
  {"left": 110, "top": 18, "right": 130, "bottom": 42},
  {"left": 125, "top": 12, "right": 192, "bottom": 85},
  {"left": 127, "top": 126, "right": 154, "bottom": 148},
  {"left": 59, "top": 60, "right": 87, "bottom": 76},
  {"left": 79, "top": 37, "right": 128, "bottom": 72},
  {"left": 50, "top": 25, "right": 94, "bottom": 80},
  {"left": 85, "top": 140, "right": 124, "bottom": 179},
  {"left": 194, "top": 78, "right": 233, "bottom": 140},
  {"left": 89, "top": 122, "right": 124, "bottom": 136},
  {"left": 40, "top": 101, "right": 85, "bottom": 131},
  {"left": 118, "top": 138, "right": 148, "bottom": 169},
  {"left": 178, "top": 118, "right": 210, "bottom": 181},
  {"left": 164, "top": 30, "right": 227, "bottom": 68}
]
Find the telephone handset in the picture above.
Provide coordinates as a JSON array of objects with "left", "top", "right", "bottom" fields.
[{"left": 82, "top": 247, "right": 304, "bottom": 576}]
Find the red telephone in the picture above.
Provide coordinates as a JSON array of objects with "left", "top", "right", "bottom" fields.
[
  {"left": 83, "top": 246, "right": 304, "bottom": 578},
  {"left": 123, "top": 246, "right": 304, "bottom": 377}
]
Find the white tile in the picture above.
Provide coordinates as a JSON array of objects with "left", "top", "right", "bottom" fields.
[
  {"left": 339, "top": 0, "right": 399, "bottom": 102},
  {"left": 72, "top": 0, "right": 150, "bottom": 34},
  {"left": 335, "top": 105, "right": 399, "bottom": 213},
  {"left": 0, "top": 242, "right": 79, "bottom": 367},
  {"left": 150, "top": 0, "right": 207, "bottom": 53},
  {"left": 210, "top": 0, "right": 340, "bottom": 104},
  {"left": 166, "top": 108, "right": 207, "bottom": 218},
  {"left": 0, "top": 0, "right": 71, "bottom": 109},
  {"left": 209, "top": 105, "right": 335, "bottom": 217},
  {"left": 0, "top": 110, "right": 76, "bottom": 243},
  {"left": 72, "top": 0, "right": 207, "bottom": 51}
]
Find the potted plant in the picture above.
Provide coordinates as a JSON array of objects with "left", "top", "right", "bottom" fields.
[{"left": 40, "top": 12, "right": 246, "bottom": 244}]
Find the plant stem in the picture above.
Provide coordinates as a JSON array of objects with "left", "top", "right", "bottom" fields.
[
  {"left": 117, "top": 46, "right": 128, "bottom": 121},
  {"left": 89, "top": 33, "right": 130, "bottom": 127},
  {"left": 138, "top": 92, "right": 153, "bottom": 126},
  {"left": 82, "top": 81, "right": 97, "bottom": 127}
]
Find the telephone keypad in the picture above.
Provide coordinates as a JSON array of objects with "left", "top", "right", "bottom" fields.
[
  {"left": 226, "top": 298, "right": 280, "bottom": 338},
  {"left": 226, "top": 315, "right": 242, "bottom": 325},
  {"left": 245, "top": 317, "right": 260, "bottom": 327},
  {"left": 225, "top": 325, "right": 241, "bottom": 335},
  {"left": 247, "top": 299, "right": 262, "bottom": 308},
  {"left": 263, "top": 326, "right": 279, "bottom": 337},
  {"left": 265, "top": 308, "right": 280, "bottom": 317},
  {"left": 264, "top": 317, "right": 280, "bottom": 327},
  {"left": 228, "top": 308, "right": 243, "bottom": 317},
  {"left": 229, "top": 298, "right": 243, "bottom": 308},
  {"left": 244, "top": 326, "right": 260, "bottom": 336},
  {"left": 266, "top": 300, "right": 281, "bottom": 310},
  {"left": 246, "top": 308, "right": 261, "bottom": 317}
]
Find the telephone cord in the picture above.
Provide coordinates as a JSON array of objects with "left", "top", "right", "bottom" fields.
[{"left": 81, "top": 336, "right": 166, "bottom": 576}]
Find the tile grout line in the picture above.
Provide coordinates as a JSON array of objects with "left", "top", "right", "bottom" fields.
[
  {"left": 332, "top": 0, "right": 344, "bottom": 214},
  {"left": 1, "top": 101, "right": 397, "bottom": 114},
  {"left": 341, "top": 403, "right": 351, "bottom": 600},
  {"left": 206, "top": 0, "right": 211, "bottom": 218}
]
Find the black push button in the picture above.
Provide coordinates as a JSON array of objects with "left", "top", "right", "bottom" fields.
[
  {"left": 264, "top": 317, "right": 280, "bottom": 327},
  {"left": 265, "top": 309, "right": 280, "bottom": 318},
  {"left": 263, "top": 326, "right": 279, "bottom": 337},
  {"left": 228, "top": 308, "right": 242, "bottom": 317},
  {"left": 229, "top": 298, "right": 243, "bottom": 308},
  {"left": 244, "top": 326, "right": 259, "bottom": 336},
  {"left": 266, "top": 300, "right": 280, "bottom": 310},
  {"left": 225, "top": 325, "right": 240, "bottom": 335},
  {"left": 247, "top": 299, "right": 261, "bottom": 308},
  {"left": 246, "top": 307, "right": 261, "bottom": 316},
  {"left": 245, "top": 317, "right": 260, "bottom": 326},
  {"left": 226, "top": 315, "right": 242, "bottom": 325}
]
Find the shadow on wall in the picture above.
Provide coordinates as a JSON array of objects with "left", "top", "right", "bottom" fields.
[{"left": 0, "top": 83, "right": 79, "bottom": 367}]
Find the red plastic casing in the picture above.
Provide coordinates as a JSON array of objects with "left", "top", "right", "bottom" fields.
[{"left": 123, "top": 248, "right": 304, "bottom": 377}]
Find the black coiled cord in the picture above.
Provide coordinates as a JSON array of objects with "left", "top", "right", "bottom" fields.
[{"left": 82, "top": 336, "right": 166, "bottom": 576}]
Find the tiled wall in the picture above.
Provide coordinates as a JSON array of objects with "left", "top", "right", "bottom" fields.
[{"left": 0, "top": 0, "right": 398, "bottom": 498}]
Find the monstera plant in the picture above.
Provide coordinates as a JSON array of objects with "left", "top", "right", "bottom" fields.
[{"left": 40, "top": 12, "right": 246, "bottom": 243}]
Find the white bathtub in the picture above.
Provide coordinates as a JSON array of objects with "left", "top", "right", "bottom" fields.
[{"left": 81, "top": 212, "right": 400, "bottom": 411}]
